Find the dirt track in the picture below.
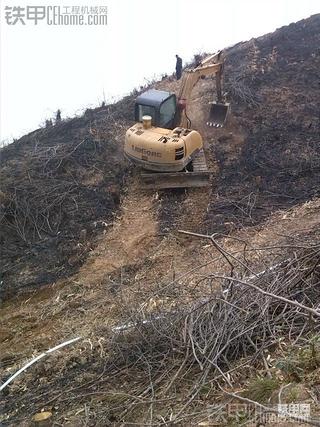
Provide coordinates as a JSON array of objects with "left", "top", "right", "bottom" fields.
[{"left": 78, "top": 180, "right": 158, "bottom": 285}]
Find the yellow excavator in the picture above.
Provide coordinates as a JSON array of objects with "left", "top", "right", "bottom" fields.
[{"left": 124, "top": 51, "right": 230, "bottom": 189}]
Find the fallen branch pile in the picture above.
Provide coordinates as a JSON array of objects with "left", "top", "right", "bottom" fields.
[
  {"left": 1, "top": 123, "right": 116, "bottom": 243},
  {"left": 226, "top": 74, "right": 261, "bottom": 107},
  {"left": 3, "top": 234, "right": 320, "bottom": 424},
  {"left": 102, "top": 241, "right": 320, "bottom": 423}
]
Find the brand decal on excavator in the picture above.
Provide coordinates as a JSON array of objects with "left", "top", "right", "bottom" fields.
[{"left": 132, "top": 145, "right": 162, "bottom": 158}]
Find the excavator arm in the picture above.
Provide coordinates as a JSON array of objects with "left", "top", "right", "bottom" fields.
[{"left": 176, "top": 51, "right": 226, "bottom": 128}]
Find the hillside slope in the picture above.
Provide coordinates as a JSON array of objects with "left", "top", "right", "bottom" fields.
[
  {"left": 155, "top": 13, "right": 320, "bottom": 233},
  {"left": 0, "top": 99, "right": 134, "bottom": 298},
  {"left": 1, "top": 13, "right": 320, "bottom": 426}
]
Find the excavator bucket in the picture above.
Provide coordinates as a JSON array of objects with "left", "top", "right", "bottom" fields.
[{"left": 207, "top": 102, "right": 230, "bottom": 128}]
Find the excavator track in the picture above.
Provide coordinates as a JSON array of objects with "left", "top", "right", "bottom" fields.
[{"left": 140, "top": 149, "right": 211, "bottom": 190}]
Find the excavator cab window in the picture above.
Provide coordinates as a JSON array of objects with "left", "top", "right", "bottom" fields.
[
  {"left": 159, "top": 96, "right": 176, "bottom": 128},
  {"left": 137, "top": 104, "right": 156, "bottom": 124},
  {"left": 135, "top": 90, "right": 177, "bottom": 128}
]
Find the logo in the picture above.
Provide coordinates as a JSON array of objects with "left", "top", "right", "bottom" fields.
[
  {"left": 4, "top": 5, "right": 108, "bottom": 26},
  {"left": 132, "top": 145, "right": 162, "bottom": 158}
]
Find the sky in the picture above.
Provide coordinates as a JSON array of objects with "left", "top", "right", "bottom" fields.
[{"left": 0, "top": 0, "right": 319, "bottom": 143}]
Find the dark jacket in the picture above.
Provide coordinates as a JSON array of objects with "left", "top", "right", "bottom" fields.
[{"left": 176, "top": 56, "right": 182, "bottom": 71}]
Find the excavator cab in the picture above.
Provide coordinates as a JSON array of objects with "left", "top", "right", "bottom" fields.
[{"left": 134, "top": 89, "right": 177, "bottom": 129}]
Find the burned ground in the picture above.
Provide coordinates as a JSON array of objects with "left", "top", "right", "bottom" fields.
[
  {"left": 207, "top": 14, "right": 320, "bottom": 231},
  {"left": 155, "top": 14, "right": 320, "bottom": 236},
  {"left": 0, "top": 100, "right": 133, "bottom": 299},
  {"left": 1, "top": 15, "right": 319, "bottom": 298}
]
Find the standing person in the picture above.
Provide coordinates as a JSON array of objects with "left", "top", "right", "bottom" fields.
[
  {"left": 56, "top": 109, "right": 61, "bottom": 123},
  {"left": 175, "top": 54, "right": 182, "bottom": 80}
]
